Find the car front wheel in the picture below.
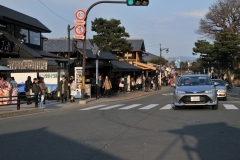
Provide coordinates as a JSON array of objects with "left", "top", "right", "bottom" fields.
[{"left": 212, "top": 103, "right": 218, "bottom": 110}]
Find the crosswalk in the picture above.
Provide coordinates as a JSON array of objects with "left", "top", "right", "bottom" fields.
[{"left": 80, "top": 104, "right": 239, "bottom": 111}]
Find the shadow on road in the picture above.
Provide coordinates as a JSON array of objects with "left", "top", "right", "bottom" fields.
[
  {"left": 0, "top": 127, "right": 121, "bottom": 160},
  {"left": 157, "top": 123, "right": 240, "bottom": 160}
]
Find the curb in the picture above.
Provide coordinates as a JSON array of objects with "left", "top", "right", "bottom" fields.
[
  {"left": 84, "top": 87, "right": 172, "bottom": 105},
  {"left": 0, "top": 108, "right": 44, "bottom": 119}
]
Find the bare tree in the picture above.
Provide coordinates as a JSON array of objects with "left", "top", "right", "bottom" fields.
[{"left": 196, "top": 0, "right": 240, "bottom": 39}]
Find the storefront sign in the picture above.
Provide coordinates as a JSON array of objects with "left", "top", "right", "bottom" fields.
[{"left": 7, "top": 59, "right": 47, "bottom": 70}]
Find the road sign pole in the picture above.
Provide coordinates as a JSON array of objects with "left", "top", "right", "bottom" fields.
[{"left": 79, "top": 1, "right": 126, "bottom": 101}]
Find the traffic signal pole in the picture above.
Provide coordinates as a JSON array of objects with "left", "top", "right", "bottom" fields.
[{"left": 81, "top": 1, "right": 125, "bottom": 101}]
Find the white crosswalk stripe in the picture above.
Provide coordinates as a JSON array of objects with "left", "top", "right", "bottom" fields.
[
  {"left": 80, "top": 105, "right": 107, "bottom": 110},
  {"left": 160, "top": 104, "right": 172, "bottom": 110},
  {"left": 80, "top": 103, "right": 239, "bottom": 111},
  {"left": 119, "top": 104, "right": 142, "bottom": 110},
  {"left": 99, "top": 104, "right": 125, "bottom": 110},
  {"left": 223, "top": 104, "right": 238, "bottom": 110},
  {"left": 139, "top": 104, "right": 159, "bottom": 110}
]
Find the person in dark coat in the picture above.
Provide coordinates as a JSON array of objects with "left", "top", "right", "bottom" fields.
[
  {"left": 153, "top": 75, "right": 158, "bottom": 91},
  {"left": 25, "top": 76, "right": 33, "bottom": 105},
  {"left": 58, "top": 75, "right": 68, "bottom": 103},
  {"left": 97, "top": 75, "right": 103, "bottom": 98},
  {"left": 32, "top": 78, "right": 41, "bottom": 104},
  {"left": 145, "top": 76, "right": 151, "bottom": 92}
]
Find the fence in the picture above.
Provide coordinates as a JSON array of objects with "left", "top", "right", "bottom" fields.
[{"left": 0, "top": 94, "right": 39, "bottom": 110}]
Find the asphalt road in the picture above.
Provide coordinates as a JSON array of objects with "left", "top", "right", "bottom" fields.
[{"left": 0, "top": 88, "right": 240, "bottom": 160}]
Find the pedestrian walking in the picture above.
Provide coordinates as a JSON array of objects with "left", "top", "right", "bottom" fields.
[
  {"left": 2, "top": 76, "right": 12, "bottom": 104},
  {"left": 119, "top": 77, "right": 124, "bottom": 93},
  {"left": 97, "top": 75, "right": 104, "bottom": 98},
  {"left": 145, "top": 76, "right": 151, "bottom": 92},
  {"left": 58, "top": 75, "right": 68, "bottom": 103},
  {"left": 25, "top": 76, "right": 33, "bottom": 105},
  {"left": 130, "top": 77, "right": 135, "bottom": 91},
  {"left": 10, "top": 77, "right": 18, "bottom": 104},
  {"left": 69, "top": 76, "right": 76, "bottom": 102},
  {"left": 153, "top": 75, "right": 158, "bottom": 91},
  {"left": 102, "top": 76, "right": 112, "bottom": 98},
  {"left": 32, "top": 78, "right": 41, "bottom": 105},
  {"left": 136, "top": 76, "right": 142, "bottom": 90},
  {"left": 38, "top": 77, "right": 47, "bottom": 109}
]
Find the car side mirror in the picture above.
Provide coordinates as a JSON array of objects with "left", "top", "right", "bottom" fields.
[
  {"left": 225, "top": 83, "right": 229, "bottom": 87},
  {"left": 214, "top": 82, "right": 219, "bottom": 86},
  {"left": 171, "top": 84, "right": 176, "bottom": 88}
]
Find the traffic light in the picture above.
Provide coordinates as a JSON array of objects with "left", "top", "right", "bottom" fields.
[{"left": 126, "top": 0, "right": 149, "bottom": 6}]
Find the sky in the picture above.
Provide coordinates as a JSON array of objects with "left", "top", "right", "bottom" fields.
[{"left": 1, "top": 0, "right": 218, "bottom": 60}]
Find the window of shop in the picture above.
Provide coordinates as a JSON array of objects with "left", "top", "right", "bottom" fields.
[
  {"left": 29, "top": 30, "right": 40, "bottom": 45},
  {"left": 15, "top": 26, "right": 29, "bottom": 43},
  {"left": 0, "top": 20, "right": 7, "bottom": 31}
]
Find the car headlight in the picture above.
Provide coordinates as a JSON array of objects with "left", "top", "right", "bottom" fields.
[
  {"left": 218, "top": 90, "right": 226, "bottom": 93},
  {"left": 205, "top": 89, "right": 215, "bottom": 93},
  {"left": 176, "top": 90, "right": 185, "bottom": 94}
]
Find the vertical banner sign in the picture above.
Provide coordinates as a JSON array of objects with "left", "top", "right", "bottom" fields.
[
  {"left": 96, "top": 60, "right": 98, "bottom": 85},
  {"left": 75, "top": 67, "right": 83, "bottom": 89},
  {"left": 74, "top": 67, "right": 82, "bottom": 98}
]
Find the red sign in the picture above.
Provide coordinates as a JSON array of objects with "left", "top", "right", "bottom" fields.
[
  {"left": 75, "top": 10, "right": 86, "bottom": 21},
  {"left": 74, "top": 25, "right": 85, "bottom": 35},
  {"left": 73, "top": 35, "right": 85, "bottom": 40}
]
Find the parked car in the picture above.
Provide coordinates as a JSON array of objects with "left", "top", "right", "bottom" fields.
[
  {"left": 171, "top": 74, "right": 218, "bottom": 110},
  {"left": 211, "top": 79, "right": 228, "bottom": 101}
]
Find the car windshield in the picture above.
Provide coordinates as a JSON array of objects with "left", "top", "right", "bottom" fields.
[
  {"left": 212, "top": 79, "right": 225, "bottom": 86},
  {"left": 177, "top": 76, "right": 212, "bottom": 86}
]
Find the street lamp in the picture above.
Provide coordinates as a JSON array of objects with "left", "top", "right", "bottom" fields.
[{"left": 160, "top": 44, "right": 169, "bottom": 58}]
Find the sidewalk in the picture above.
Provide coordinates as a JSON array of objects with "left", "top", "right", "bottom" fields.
[
  {"left": 0, "top": 86, "right": 171, "bottom": 118},
  {"left": 228, "top": 85, "right": 240, "bottom": 100}
]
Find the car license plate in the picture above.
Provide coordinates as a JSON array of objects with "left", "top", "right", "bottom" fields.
[{"left": 191, "top": 96, "right": 200, "bottom": 101}]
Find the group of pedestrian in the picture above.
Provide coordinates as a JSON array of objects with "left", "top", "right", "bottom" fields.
[
  {"left": 57, "top": 75, "right": 76, "bottom": 103},
  {"left": 96, "top": 75, "right": 112, "bottom": 98},
  {"left": 26, "top": 76, "right": 48, "bottom": 109},
  {"left": 0, "top": 75, "right": 18, "bottom": 105}
]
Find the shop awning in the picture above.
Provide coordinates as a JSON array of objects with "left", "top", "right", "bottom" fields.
[
  {"left": 0, "top": 65, "right": 14, "bottom": 71},
  {"left": 111, "top": 61, "right": 142, "bottom": 72},
  {"left": 133, "top": 61, "right": 156, "bottom": 71}
]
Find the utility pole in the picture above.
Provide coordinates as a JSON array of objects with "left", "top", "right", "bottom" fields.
[
  {"left": 67, "top": 24, "right": 75, "bottom": 81},
  {"left": 159, "top": 44, "right": 169, "bottom": 59}
]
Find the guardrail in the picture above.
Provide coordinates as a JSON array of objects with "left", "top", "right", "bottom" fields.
[{"left": 0, "top": 94, "right": 39, "bottom": 110}]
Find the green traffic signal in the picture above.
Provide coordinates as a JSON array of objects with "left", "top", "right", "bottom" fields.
[
  {"left": 126, "top": 0, "right": 149, "bottom": 6},
  {"left": 127, "top": 0, "right": 134, "bottom": 6}
]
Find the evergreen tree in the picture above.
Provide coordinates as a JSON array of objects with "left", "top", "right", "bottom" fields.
[{"left": 89, "top": 18, "right": 132, "bottom": 52}]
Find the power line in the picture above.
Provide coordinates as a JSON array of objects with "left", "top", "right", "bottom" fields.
[
  {"left": 146, "top": 44, "right": 159, "bottom": 47},
  {"left": 38, "top": 0, "right": 74, "bottom": 25}
]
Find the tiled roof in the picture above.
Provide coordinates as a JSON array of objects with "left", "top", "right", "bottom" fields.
[
  {"left": 43, "top": 38, "right": 93, "bottom": 52},
  {"left": 43, "top": 39, "right": 118, "bottom": 60},
  {"left": 0, "top": 5, "right": 51, "bottom": 33},
  {"left": 127, "top": 39, "right": 146, "bottom": 52},
  {"left": 78, "top": 49, "right": 118, "bottom": 60},
  {"left": 33, "top": 49, "right": 62, "bottom": 58},
  {"left": 142, "top": 52, "right": 159, "bottom": 61},
  {"left": 111, "top": 61, "right": 142, "bottom": 72}
]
